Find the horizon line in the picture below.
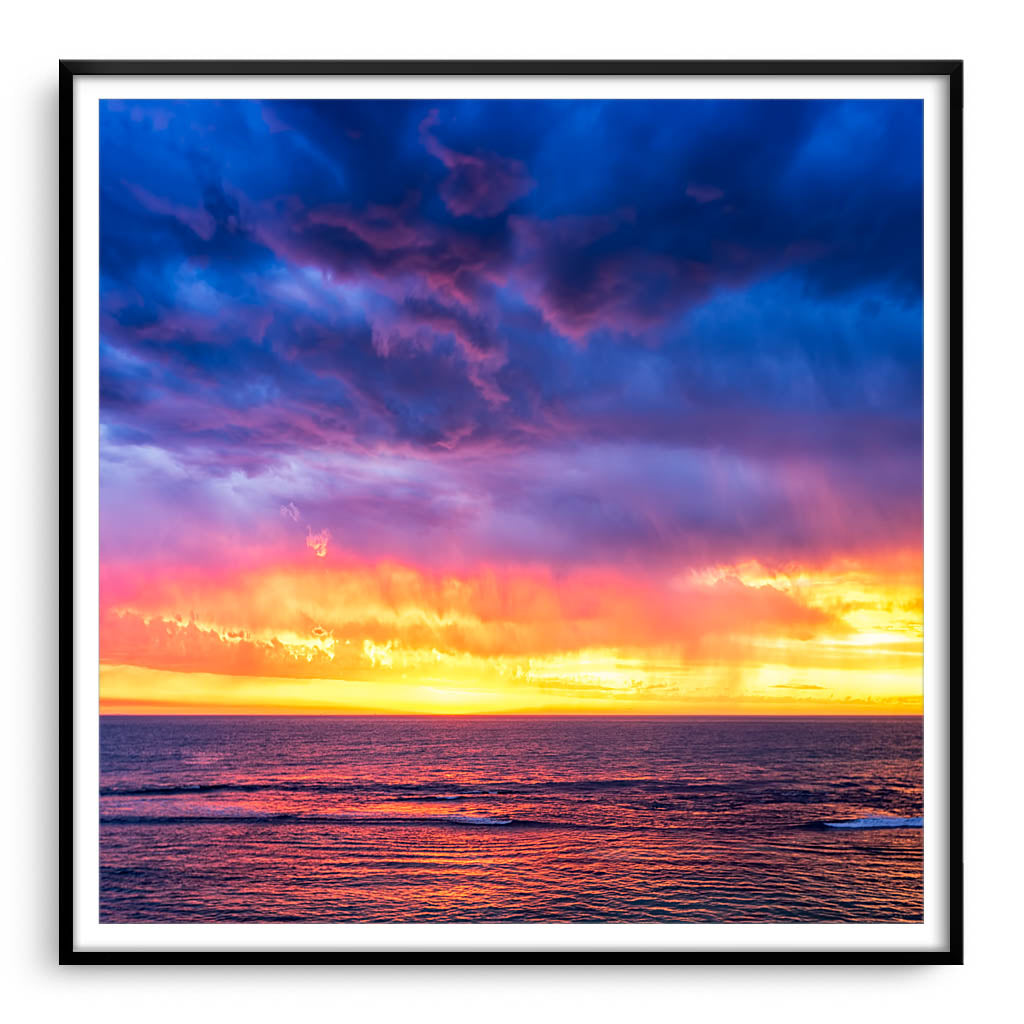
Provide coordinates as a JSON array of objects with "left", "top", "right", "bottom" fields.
[{"left": 98, "top": 710, "right": 924, "bottom": 718}]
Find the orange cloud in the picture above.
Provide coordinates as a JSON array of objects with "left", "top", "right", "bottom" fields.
[
  {"left": 305, "top": 527, "right": 330, "bottom": 558},
  {"left": 101, "top": 557, "right": 841, "bottom": 675},
  {"left": 98, "top": 549, "right": 922, "bottom": 714}
]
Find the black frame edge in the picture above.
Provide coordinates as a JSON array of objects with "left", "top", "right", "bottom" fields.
[
  {"left": 59, "top": 57, "right": 965, "bottom": 967},
  {"left": 946, "top": 59, "right": 964, "bottom": 967},
  {"left": 58, "top": 58, "right": 964, "bottom": 78},
  {"left": 59, "top": 58, "right": 76, "bottom": 968}
]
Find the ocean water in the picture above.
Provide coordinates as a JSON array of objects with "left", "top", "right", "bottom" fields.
[{"left": 99, "top": 715, "right": 923, "bottom": 922}]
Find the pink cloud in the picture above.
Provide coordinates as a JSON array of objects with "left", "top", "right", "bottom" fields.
[
  {"left": 124, "top": 182, "right": 216, "bottom": 240},
  {"left": 419, "top": 110, "right": 535, "bottom": 218},
  {"left": 307, "top": 194, "right": 428, "bottom": 252}
]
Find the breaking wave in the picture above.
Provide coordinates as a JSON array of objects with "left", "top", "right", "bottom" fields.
[{"left": 821, "top": 816, "right": 922, "bottom": 830}]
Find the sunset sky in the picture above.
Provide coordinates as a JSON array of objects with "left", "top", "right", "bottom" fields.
[{"left": 98, "top": 98, "right": 923, "bottom": 715}]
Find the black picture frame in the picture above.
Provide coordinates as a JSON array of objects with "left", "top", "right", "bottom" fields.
[{"left": 60, "top": 58, "right": 964, "bottom": 966}]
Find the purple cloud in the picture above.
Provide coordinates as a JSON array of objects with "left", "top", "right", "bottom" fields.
[{"left": 419, "top": 109, "right": 535, "bottom": 218}]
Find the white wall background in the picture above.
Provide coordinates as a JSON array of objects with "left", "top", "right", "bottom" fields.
[{"left": 1, "top": 2, "right": 1019, "bottom": 1020}]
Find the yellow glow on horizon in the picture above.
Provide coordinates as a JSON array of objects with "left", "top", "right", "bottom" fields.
[{"left": 100, "top": 652, "right": 922, "bottom": 717}]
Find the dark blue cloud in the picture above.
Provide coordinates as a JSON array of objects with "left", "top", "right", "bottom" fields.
[{"left": 98, "top": 97, "right": 923, "bottom": 565}]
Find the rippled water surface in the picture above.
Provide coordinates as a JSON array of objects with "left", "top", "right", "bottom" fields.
[{"left": 100, "top": 715, "right": 923, "bottom": 922}]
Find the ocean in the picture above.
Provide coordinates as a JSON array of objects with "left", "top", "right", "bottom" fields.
[{"left": 99, "top": 715, "right": 923, "bottom": 922}]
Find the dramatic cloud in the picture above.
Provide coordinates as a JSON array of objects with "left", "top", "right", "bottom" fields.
[{"left": 97, "top": 98, "right": 924, "bottom": 712}]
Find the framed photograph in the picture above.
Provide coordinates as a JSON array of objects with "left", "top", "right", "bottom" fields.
[{"left": 62, "top": 60, "right": 963, "bottom": 963}]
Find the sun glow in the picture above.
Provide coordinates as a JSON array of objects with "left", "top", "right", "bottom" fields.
[{"left": 100, "top": 550, "right": 922, "bottom": 715}]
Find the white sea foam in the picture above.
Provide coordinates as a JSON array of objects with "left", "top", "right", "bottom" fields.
[
  {"left": 824, "top": 816, "right": 922, "bottom": 829},
  {"left": 444, "top": 815, "right": 513, "bottom": 826}
]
